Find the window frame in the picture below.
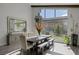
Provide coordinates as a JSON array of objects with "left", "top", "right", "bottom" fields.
[{"left": 40, "top": 8, "right": 69, "bottom": 20}]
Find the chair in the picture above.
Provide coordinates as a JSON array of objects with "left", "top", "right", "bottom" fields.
[
  {"left": 48, "top": 38, "right": 54, "bottom": 51},
  {"left": 19, "top": 34, "right": 35, "bottom": 55},
  {"left": 37, "top": 42, "right": 48, "bottom": 54}
]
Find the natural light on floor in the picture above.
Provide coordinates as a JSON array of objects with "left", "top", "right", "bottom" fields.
[{"left": 45, "top": 42, "right": 75, "bottom": 55}]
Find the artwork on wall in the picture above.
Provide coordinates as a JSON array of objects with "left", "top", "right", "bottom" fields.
[{"left": 7, "top": 16, "right": 27, "bottom": 33}]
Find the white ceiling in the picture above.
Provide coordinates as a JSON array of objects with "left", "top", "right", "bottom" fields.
[{"left": 30, "top": 3, "right": 79, "bottom": 5}]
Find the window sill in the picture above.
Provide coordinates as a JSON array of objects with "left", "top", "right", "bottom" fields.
[{"left": 42, "top": 16, "right": 68, "bottom": 21}]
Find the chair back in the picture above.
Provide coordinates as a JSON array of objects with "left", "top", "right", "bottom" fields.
[{"left": 20, "top": 34, "right": 28, "bottom": 50}]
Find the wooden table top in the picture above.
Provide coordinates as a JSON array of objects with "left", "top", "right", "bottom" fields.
[{"left": 27, "top": 35, "right": 51, "bottom": 42}]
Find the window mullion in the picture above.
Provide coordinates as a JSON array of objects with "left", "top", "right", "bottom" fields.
[
  {"left": 44, "top": 9, "right": 46, "bottom": 18},
  {"left": 54, "top": 9, "right": 56, "bottom": 17}
]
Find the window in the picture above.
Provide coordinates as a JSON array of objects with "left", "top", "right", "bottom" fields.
[
  {"left": 46, "top": 9, "right": 54, "bottom": 18},
  {"left": 40, "top": 9, "right": 45, "bottom": 18},
  {"left": 40, "top": 8, "right": 68, "bottom": 19},
  {"left": 56, "top": 9, "right": 68, "bottom": 17}
]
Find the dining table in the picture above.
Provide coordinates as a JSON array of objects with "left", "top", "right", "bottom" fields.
[
  {"left": 26, "top": 35, "right": 52, "bottom": 54},
  {"left": 27, "top": 35, "right": 51, "bottom": 43}
]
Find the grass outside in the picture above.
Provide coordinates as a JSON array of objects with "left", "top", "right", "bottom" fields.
[{"left": 50, "top": 34, "right": 65, "bottom": 43}]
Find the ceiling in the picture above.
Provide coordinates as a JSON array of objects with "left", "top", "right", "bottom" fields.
[
  {"left": 30, "top": 3, "right": 79, "bottom": 5},
  {"left": 30, "top": 3, "right": 79, "bottom": 7}
]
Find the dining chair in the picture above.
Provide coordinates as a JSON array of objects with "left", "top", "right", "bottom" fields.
[{"left": 19, "top": 34, "right": 35, "bottom": 55}]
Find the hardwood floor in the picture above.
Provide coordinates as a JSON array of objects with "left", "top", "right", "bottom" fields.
[
  {"left": 0, "top": 41, "right": 79, "bottom": 55},
  {"left": 0, "top": 41, "right": 21, "bottom": 55}
]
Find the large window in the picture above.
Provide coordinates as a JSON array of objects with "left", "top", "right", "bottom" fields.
[
  {"left": 40, "top": 8, "right": 68, "bottom": 19},
  {"left": 56, "top": 9, "right": 68, "bottom": 17},
  {"left": 46, "top": 9, "right": 54, "bottom": 18}
]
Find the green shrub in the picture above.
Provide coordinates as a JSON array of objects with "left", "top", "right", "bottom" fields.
[{"left": 64, "top": 35, "right": 70, "bottom": 45}]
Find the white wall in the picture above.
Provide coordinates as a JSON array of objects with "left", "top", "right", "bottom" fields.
[
  {"left": 68, "top": 8, "right": 79, "bottom": 45},
  {"left": 0, "top": 3, "right": 33, "bottom": 46}
]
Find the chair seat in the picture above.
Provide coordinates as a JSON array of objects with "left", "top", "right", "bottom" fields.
[{"left": 26, "top": 43, "right": 36, "bottom": 50}]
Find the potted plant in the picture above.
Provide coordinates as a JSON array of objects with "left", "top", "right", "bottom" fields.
[
  {"left": 64, "top": 35, "right": 70, "bottom": 45},
  {"left": 35, "top": 13, "right": 43, "bottom": 35}
]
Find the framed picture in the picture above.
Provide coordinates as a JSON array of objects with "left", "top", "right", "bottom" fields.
[{"left": 7, "top": 16, "right": 27, "bottom": 33}]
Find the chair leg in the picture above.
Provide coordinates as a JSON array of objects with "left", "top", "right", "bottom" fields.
[
  {"left": 30, "top": 47, "right": 35, "bottom": 55},
  {"left": 20, "top": 49, "right": 23, "bottom": 55},
  {"left": 40, "top": 48, "right": 43, "bottom": 55},
  {"left": 37, "top": 47, "right": 43, "bottom": 55},
  {"left": 20, "top": 49, "right": 27, "bottom": 55},
  {"left": 52, "top": 41, "right": 54, "bottom": 51}
]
